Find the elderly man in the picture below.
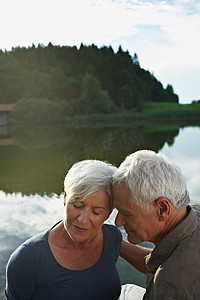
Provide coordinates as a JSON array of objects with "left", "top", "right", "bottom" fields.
[{"left": 113, "top": 150, "right": 200, "bottom": 300}]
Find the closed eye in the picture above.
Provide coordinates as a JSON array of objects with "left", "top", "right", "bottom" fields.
[
  {"left": 92, "top": 210, "right": 100, "bottom": 215},
  {"left": 73, "top": 203, "right": 83, "bottom": 209},
  {"left": 122, "top": 211, "right": 134, "bottom": 217}
]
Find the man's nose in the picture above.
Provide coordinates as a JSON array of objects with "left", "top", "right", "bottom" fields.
[{"left": 115, "top": 211, "right": 124, "bottom": 227}]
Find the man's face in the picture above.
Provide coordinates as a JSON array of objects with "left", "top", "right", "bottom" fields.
[{"left": 113, "top": 184, "right": 161, "bottom": 245}]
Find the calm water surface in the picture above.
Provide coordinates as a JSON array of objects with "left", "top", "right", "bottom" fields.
[{"left": 0, "top": 123, "right": 200, "bottom": 299}]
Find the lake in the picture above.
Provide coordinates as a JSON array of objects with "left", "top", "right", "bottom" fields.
[{"left": 0, "top": 122, "right": 200, "bottom": 299}]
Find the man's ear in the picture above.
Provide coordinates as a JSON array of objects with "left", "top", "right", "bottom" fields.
[
  {"left": 64, "top": 191, "right": 67, "bottom": 206},
  {"left": 155, "top": 198, "right": 171, "bottom": 221}
]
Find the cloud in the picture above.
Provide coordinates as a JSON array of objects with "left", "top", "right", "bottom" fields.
[
  {"left": 0, "top": 0, "right": 137, "bottom": 48},
  {"left": 0, "top": 0, "right": 177, "bottom": 48},
  {"left": 1, "top": 0, "right": 199, "bottom": 57},
  {"left": 0, "top": 192, "right": 64, "bottom": 238},
  {"left": 0, "top": 190, "right": 117, "bottom": 253}
]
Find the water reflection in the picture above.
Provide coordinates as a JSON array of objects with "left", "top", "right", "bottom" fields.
[
  {"left": 0, "top": 123, "right": 180, "bottom": 195},
  {"left": 160, "top": 126, "right": 200, "bottom": 204},
  {"left": 0, "top": 126, "right": 8, "bottom": 137},
  {"left": 0, "top": 192, "right": 63, "bottom": 299},
  {"left": 0, "top": 124, "right": 200, "bottom": 299},
  {"left": 0, "top": 192, "right": 63, "bottom": 238}
]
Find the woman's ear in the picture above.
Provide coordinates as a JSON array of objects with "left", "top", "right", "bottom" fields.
[
  {"left": 64, "top": 191, "right": 67, "bottom": 206},
  {"left": 155, "top": 198, "right": 170, "bottom": 221}
]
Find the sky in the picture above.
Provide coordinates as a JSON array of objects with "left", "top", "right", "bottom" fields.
[{"left": 0, "top": 0, "right": 199, "bottom": 104}]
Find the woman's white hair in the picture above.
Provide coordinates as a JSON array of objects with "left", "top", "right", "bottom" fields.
[
  {"left": 113, "top": 150, "right": 190, "bottom": 210},
  {"left": 64, "top": 159, "right": 117, "bottom": 212}
]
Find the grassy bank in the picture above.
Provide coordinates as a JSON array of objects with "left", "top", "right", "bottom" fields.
[
  {"left": 144, "top": 102, "right": 200, "bottom": 112},
  {"left": 61, "top": 102, "right": 200, "bottom": 127},
  {"left": 9, "top": 102, "right": 200, "bottom": 127}
]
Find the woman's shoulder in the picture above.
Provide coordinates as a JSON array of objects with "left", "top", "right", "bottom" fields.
[
  {"left": 22, "top": 221, "right": 62, "bottom": 248},
  {"left": 102, "top": 224, "right": 122, "bottom": 259},
  {"left": 103, "top": 223, "right": 120, "bottom": 232},
  {"left": 9, "top": 222, "right": 61, "bottom": 264},
  {"left": 24, "top": 230, "right": 49, "bottom": 246},
  {"left": 8, "top": 229, "right": 49, "bottom": 264},
  {"left": 103, "top": 223, "right": 122, "bottom": 241}
]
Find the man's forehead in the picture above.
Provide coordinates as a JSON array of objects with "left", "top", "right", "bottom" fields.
[
  {"left": 113, "top": 183, "right": 129, "bottom": 193},
  {"left": 113, "top": 184, "right": 132, "bottom": 205}
]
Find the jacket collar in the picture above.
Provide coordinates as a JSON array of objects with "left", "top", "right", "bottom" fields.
[{"left": 145, "top": 205, "right": 198, "bottom": 273}]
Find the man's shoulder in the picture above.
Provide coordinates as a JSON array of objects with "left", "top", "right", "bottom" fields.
[
  {"left": 167, "top": 221, "right": 200, "bottom": 266},
  {"left": 191, "top": 203, "right": 200, "bottom": 224},
  {"left": 158, "top": 227, "right": 200, "bottom": 288},
  {"left": 153, "top": 236, "right": 200, "bottom": 298},
  {"left": 147, "top": 205, "right": 200, "bottom": 299},
  {"left": 190, "top": 202, "right": 200, "bottom": 210},
  {"left": 153, "top": 262, "right": 200, "bottom": 299}
]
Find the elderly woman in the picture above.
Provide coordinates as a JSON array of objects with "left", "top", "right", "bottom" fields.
[{"left": 6, "top": 160, "right": 122, "bottom": 300}]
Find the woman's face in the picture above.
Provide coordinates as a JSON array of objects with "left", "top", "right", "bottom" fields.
[{"left": 63, "top": 190, "right": 110, "bottom": 244}]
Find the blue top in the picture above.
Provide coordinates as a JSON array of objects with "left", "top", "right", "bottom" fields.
[{"left": 5, "top": 223, "right": 122, "bottom": 300}]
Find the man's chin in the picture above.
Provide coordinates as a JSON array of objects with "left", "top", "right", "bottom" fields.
[{"left": 127, "top": 234, "right": 140, "bottom": 245}]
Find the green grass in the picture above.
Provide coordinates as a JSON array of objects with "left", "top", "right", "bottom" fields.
[
  {"left": 143, "top": 102, "right": 200, "bottom": 113},
  {"left": 10, "top": 101, "right": 200, "bottom": 127},
  {"left": 62, "top": 102, "right": 200, "bottom": 126}
]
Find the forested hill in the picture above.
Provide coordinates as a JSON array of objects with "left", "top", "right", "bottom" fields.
[{"left": 0, "top": 43, "right": 178, "bottom": 118}]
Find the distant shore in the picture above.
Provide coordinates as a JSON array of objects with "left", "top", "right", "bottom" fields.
[
  {"left": 61, "top": 102, "right": 200, "bottom": 127},
  {"left": 8, "top": 102, "right": 200, "bottom": 127}
]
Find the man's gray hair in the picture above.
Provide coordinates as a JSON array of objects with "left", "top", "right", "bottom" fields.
[
  {"left": 113, "top": 150, "right": 190, "bottom": 210},
  {"left": 64, "top": 159, "right": 117, "bottom": 212}
]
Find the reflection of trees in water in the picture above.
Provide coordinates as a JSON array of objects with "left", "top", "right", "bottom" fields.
[
  {"left": 55, "top": 125, "right": 179, "bottom": 167},
  {"left": 2, "top": 124, "right": 179, "bottom": 195}
]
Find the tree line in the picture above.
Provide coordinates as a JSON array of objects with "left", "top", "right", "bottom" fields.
[{"left": 0, "top": 43, "right": 179, "bottom": 121}]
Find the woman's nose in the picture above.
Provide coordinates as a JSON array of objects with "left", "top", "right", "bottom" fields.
[
  {"left": 115, "top": 211, "right": 124, "bottom": 227},
  {"left": 78, "top": 210, "right": 88, "bottom": 224}
]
